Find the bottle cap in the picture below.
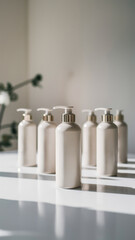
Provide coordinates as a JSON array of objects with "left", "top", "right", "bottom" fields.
[
  {"left": 95, "top": 108, "right": 113, "bottom": 122},
  {"left": 82, "top": 109, "right": 96, "bottom": 122},
  {"left": 53, "top": 106, "right": 75, "bottom": 123},
  {"left": 37, "top": 108, "right": 53, "bottom": 122},
  {"left": 114, "top": 109, "right": 124, "bottom": 121},
  {"left": 17, "top": 108, "right": 32, "bottom": 121}
]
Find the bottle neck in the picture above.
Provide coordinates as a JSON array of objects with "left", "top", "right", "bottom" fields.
[
  {"left": 62, "top": 113, "right": 75, "bottom": 123},
  {"left": 23, "top": 115, "right": 32, "bottom": 121},
  {"left": 88, "top": 115, "right": 96, "bottom": 122},
  {"left": 43, "top": 115, "right": 53, "bottom": 122},
  {"left": 102, "top": 114, "right": 113, "bottom": 123},
  {"left": 114, "top": 115, "right": 124, "bottom": 121}
]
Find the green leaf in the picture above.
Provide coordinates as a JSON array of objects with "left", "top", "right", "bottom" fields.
[
  {"left": 2, "top": 134, "right": 12, "bottom": 141},
  {"left": 1, "top": 134, "right": 12, "bottom": 147},
  {"left": 32, "top": 74, "right": 43, "bottom": 87},
  {"left": 11, "top": 121, "right": 18, "bottom": 135},
  {"left": 2, "top": 141, "right": 12, "bottom": 147},
  {"left": 10, "top": 92, "right": 18, "bottom": 101},
  {"left": 6, "top": 82, "right": 13, "bottom": 92},
  {"left": 0, "top": 144, "right": 4, "bottom": 151},
  {"left": 0, "top": 83, "right": 5, "bottom": 91}
]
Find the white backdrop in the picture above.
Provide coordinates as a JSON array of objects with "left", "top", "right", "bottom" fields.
[
  {"left": 0, "top": 0, "right": 135, "bottom": 153},
  {"left": 28, "top": 0, "right": 135, "bottom": 153},
  {"left": 0, "top": 0, "right": 27, "bottom": 149}
]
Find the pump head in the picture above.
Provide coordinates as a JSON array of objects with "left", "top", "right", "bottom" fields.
[
  {"left": 82, "top": 109, "right": 96, "bottom": 122},
  {"left": 115, "top": 109, "right": 124, "bottom": 121},
  {"left": 95, "top": 107, "right": 113, "bottom": 122},
  {"left": 53, "top": 106, "right": 75, "bottom": 123},
  {"left": 37, "top": 108, "right": 53, "bottom": 121},
  {"left": 116, "top": 109, "right": 123, "bottom": 115},
  {"left": 17, "top": 108, "right": 32, "bottom": 121}
]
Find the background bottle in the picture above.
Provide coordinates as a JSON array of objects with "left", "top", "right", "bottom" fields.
[
  {"left": 82, "top": 109, "right": 97, "bottom": 167},
  {"left": 17, "top": 108, "right": 36, "bottom": 167},
  {"left": 114, "top": 110, "right": 127, "bottom": 163},
  {"left": 95, "top": 108, "right": 118, "bottom": 177},
  {"left": 53, "top": 106, "right": 81, "bottom": 188},
  {"left": 37, "top": 108, "right": 56, "bottom": 173}
]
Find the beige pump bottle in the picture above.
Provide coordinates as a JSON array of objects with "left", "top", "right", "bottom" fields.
[
  {"left": 17, "top": 108, "right": 36, "bottom": 167},
  {"left": 53, "top": 106, "right": 81, "bottom": 189},
  {"left": 95, "top": 108, "right": 118, "bottom": 177},
  {"left": 114, "top": 110, "right": 127, "bottom": 163},
  {"left": 37, "top": 108, "right": 56, "bottom": 174},
  {"left": 82, "top": 109, "right": 97, "bottom": 167}
]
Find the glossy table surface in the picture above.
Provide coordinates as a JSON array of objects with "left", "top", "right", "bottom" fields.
[{"left": 0, "top": 152, "right": 135, "bottom": 240}]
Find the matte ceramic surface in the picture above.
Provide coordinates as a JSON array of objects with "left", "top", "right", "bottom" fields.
[
  {"left": 38, "top": 121, "right": 56, "bottom": 173},
  {"left": 114, "top": 120, "right": 127, "bottom": 163},
  {"left": 56, "top": 122, "right": 81, "bottom": 188},
  {"left": 97, "top": 122, "right": 118, "bottom": 177},
  {"left": 0, "top": 152, "right": 135, "bottom": 240},
  {"left": 82, "top": 121, "right": 97, "bottom": 166},
  {"left": 18, "top": 120, "right": 36, "bottom": 167}
]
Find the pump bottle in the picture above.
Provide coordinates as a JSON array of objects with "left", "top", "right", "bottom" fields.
[
  {"left": 17, "top": 108, "right": 36, "bottom": 167},
  {"left": 114, "top": 110, "right": 127, "bottom": 163},
  {"left": 95, "top": 108, "right": 118, "bottom": 177},
  {"left": 37, "top": 108, "right": 56, "bottom": 173},
  {"left": 53, "top": 106, "right": 81, "bottom": 188},
  {"left": 82, "top": 109, "right": 97, "bottom": 166}
]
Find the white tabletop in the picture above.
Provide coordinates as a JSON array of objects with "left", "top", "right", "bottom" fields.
[{"left": 0, "top": 152, "right": 135, "bottom": 240}]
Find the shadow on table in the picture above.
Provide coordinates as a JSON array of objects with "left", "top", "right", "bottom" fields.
[
  {"left": 127, "top": 161, "right": 135, "bottom": 164},
  {"left": 117, "top": 172, "right": 135, "bottom": 178},
  {"left": 81, "top": 183, "right": 135, "bottom": 195},
  {"left": 82, "top": 176, "right": 117, "bottom": 181},
  {"left": 118, "top": 166, "right": 135, "bottom": 170},
  {"left": 0, "top": 198, "right": 135, "bottom": 240},
  {"left": 0, "top": 172, "right": 55, "bottom": 181}
]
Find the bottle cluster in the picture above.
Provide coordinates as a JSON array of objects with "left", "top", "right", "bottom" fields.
[{"left": 17, "top": 106, "right": 127, "bottom": 189}]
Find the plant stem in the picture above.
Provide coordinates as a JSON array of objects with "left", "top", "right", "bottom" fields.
[
  {"left": 12, "top": 79, "right": 32, "bottom": 90},
  {"left": 0, "top": 104, "right": 6, "bottom": 130}
]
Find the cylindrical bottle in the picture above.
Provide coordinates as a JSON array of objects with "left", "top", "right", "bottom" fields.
[
  {"left": 114, "top": 110, "right": 127, "bottom": 163},
  {"left": 82, "top": 109, "right": 97, "bottom": 166},
  {"left": 37, "top": 108, "right": 56, "bottom": 173},
  {"left": 95, "top": 108, "right": 118, "bottom": 177},
  {"left": 17, "top": 108, "right": 36, "bottom": 167},
  {"left": 53, "top": 106, "right": 81, "bottom": 188}
]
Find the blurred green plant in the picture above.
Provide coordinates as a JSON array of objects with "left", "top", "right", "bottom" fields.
[{"left": 0, "top": 74, "right": 42, "bottom": 151}]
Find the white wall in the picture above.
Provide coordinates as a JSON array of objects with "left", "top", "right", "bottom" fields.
[
  {"left": 28, "top": 0, "right": 135, "bottom": 153},
  {"left": 1, "top": 0, "right": 134, "bottom": 152},
  {"left": 0, "top": 0, "right": 28, "bottom": 149}
]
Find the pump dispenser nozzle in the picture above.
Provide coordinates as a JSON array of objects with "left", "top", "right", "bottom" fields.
[
  {"left": 95, "top": 108, "right": 113, "bottom": 122},
  {"left": 17, "top": 108, "right": 32, "bottom": 121},
  {"left": 82, "top": 109, "right": 96, "bottom": 122},
  {"left": 53, "top": 106, "right": 75, "bottom": 123},
  {"left": 115, "top": 109, "right": 124, "bottom": 121},
  {"left": 116, "top": 109, "right": 123, "bottom": 115},
  {"left": 37, "top": 108, "right": 53, "bottom": 122}
]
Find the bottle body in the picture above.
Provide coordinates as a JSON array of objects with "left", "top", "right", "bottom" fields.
[
  {"left": 82, "top": 121, "right": 97, "bottom": 166},
  {"left": 114, "top": 120, "right": 127, "bottom": 163},
  {"left": 97, "top": 122, "right": 118, "bottom": 177},
  {"left": 56, "top": 122, "right": 81, "bottom": 188},
  {"left": 18, "top": 120, "right": 36, "bottom": 167},
  {"left": 38, "top": 121, "right": 56, "bottom": 173}
]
